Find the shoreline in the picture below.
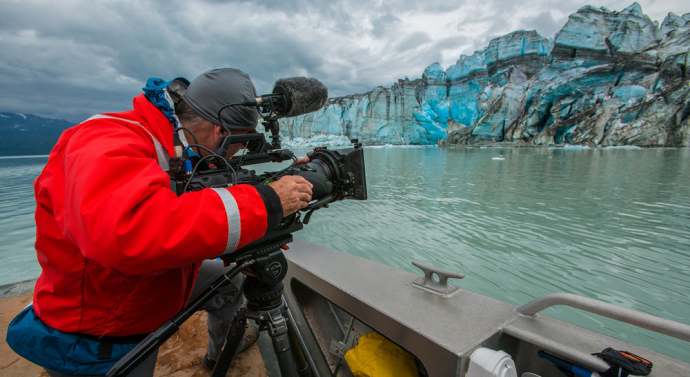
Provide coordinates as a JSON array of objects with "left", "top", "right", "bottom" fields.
[
  {"left": 0, "top": 155, "right": 50, "bottom": 159},
  {"left": 1, "top": 145, "right": 688, "bottom": 160},
  {"left": 0, "top": 279, "right": 36, "bottom": 299}
]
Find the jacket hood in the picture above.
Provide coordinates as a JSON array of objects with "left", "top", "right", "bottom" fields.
[{"left": 142, "top": 77, "right": 190, "bottom": 131}]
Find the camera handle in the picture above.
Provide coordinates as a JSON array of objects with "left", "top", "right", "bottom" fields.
[{"left": 263, "top": 117, "right": 282, "bottom": 150}]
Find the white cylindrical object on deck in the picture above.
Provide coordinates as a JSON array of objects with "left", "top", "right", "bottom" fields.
[{"left": 466, "top": 347, "right": 518, "bottom": 377}]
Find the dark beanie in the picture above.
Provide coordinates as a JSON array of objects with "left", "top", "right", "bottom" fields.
[{"left": 182, "top": 68, "right": 259, "bottom": 130}]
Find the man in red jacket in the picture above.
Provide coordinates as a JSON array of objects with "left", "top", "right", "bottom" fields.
[{"left": 6, "top": 68, "right": 313, "bottom": 376}]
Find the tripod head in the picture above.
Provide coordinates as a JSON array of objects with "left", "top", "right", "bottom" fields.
[
  {"left": 221, "top": 223, "right": 296, "bottom": 312},
  {"left": 242, "top": 250, "right": 289, "bottom": 311}
]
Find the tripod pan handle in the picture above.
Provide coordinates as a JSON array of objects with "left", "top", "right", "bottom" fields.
[{"left": 106, "top": 320, "right": 179, "bottom": 377}]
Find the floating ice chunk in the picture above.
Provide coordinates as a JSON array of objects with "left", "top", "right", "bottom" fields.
[
  {"left": 281, "top": 134, "right": 353, "bottom": 149},
  {"left": 492, "top": 157, "right": 505, "bottom": 160},
  {"left": 605, "top": 145, "right": 643, "bottom": 149},
  {"left": 398, "top": 145, "right": 436, "bottom": 148}
]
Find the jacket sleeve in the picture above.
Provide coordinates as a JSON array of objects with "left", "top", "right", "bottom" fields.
[{"left": 59, "top": 120, "right": 272, "bottom": 276}]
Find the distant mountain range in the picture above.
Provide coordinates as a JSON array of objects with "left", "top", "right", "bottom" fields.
[{"left": 0, "top": 112, "right": 75, "bottom": 156}]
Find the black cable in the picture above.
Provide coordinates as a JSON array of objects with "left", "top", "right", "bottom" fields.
[
  {"left": 182, "top": 155, "right": 216, "bottom": 193},
  {"left": 263, "top": 160, "right": 298, "bottom": 185},
  {"left": 175, "top": 126, "right": 201, "bottom": 156},
  {"left": 260, "top": 154, "right": 302, "bottom": 188},
  {"left": 185, "top": 144, "right": 215, "bottom": 156},
  {"left": 216, "top": 100, "right": 282, "bottom": 130},
  {"left": 236, "top": 141, "right": 250, "bottom": 169},
  {"left": 182, "top": 150, "right": 237, "bottom": 193},
  {"left": 175, "top": 127, "right": 198, "bottom": 144},
  {"left": 217, "top": 102, "right": 253, "bottom": 126}
]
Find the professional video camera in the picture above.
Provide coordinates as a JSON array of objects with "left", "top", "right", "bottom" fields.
[
  {"left": 170, "top": 133, "right": 367, "bottom": 261},
  {"left": 168, "top": 133, "right": 367, "bottom": 222},
  {"left": 167, "top": 77, "right": 367, "bottom": 259}
]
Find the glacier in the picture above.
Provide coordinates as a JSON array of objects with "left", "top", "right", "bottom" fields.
[{"left": 281, "top": 3, "right": 690, "bottom": 147}]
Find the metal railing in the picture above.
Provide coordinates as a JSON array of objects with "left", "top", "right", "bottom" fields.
[{"left": 516, "top": 292, "right": 690, "bottom": 343}]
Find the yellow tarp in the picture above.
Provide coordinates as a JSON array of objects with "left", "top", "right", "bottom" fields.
[{"left": 344, "top": 332, "right": 418, "bottom": 377}]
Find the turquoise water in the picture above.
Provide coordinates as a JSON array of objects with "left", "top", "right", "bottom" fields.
[
  {"left": 0, "top": 156, "right": 46, "bottom": 286},
  {"left": 1, "top": 146, "right": 689, "bottom": 361},
  {"left": 295, "top": 146, "right": 690, "bottom": 362}
]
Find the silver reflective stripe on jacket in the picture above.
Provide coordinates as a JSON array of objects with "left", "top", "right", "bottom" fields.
[
  {"left": 85, "top": 114, "right": 170, "bottom": 171},
  {"left": 211, "top": 188, "right": 242, "bottom": 253}
]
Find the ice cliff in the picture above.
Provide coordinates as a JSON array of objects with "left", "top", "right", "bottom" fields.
[{"left": 282, "top": 3, "right": 690, "bottom": 147}]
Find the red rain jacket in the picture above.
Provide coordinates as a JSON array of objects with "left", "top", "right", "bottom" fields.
[{"left": 32, "top": 94, "right": 269, "bottom": 337}]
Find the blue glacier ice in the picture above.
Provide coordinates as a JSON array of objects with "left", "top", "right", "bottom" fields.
[{"left": 281, "top": 3, "right": 690, "bottom": 147}]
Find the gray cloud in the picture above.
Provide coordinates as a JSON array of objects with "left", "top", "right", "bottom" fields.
[
  {"left": 0, "top": 0, "right": 687, "bottom": 123},
  {"left": 520, "top": 11, "right": 566, "bottom": 39},
  {"left": 394, "top": 31, "right": 433, "bottom": 52},
  {"left": 371, "top": 12, "right": 402, "bottom": 39}
]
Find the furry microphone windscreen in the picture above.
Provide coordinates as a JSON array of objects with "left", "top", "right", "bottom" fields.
[{"left": 274, "top": 77, "right": 329, "bottom": 118}]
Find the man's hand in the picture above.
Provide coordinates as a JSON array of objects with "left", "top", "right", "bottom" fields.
[
  {"left": 295, "top": 156, "right": 310, "bottom": 164},
  {"left": 270, "top": 175, "right": 313, "bottom": 216}
]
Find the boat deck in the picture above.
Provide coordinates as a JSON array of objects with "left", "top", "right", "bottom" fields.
[{"left": 0, "top": 284, "right": 268, "bottom": 377}]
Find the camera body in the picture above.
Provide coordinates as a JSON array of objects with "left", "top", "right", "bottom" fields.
[
  {"left": 167, "top": 131, "right": 367, "bottom": 259},
  {"left": 168, "top": 134, "right": 366, "bottom": 202}
]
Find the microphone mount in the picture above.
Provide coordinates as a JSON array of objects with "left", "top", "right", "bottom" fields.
[
  {"left": 263, "top": 117, "right": 282, "bottom": 150},
  {"left": 237, "top": 86, "right": 293, "bottom": 150},
  {"left": 242, "top": 85, "right": 292, "bottom": 119},
  {"left": 253, "top": 85, "right": 293, "bottom": 150}
]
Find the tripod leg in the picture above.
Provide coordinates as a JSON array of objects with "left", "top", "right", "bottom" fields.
[
  {"left": 265, "top": 307, "right": 298, "bottom": 377},
  {"left": 288, "top": 324, "right": 310, "bottom": 376},
  {"left": 211, "top": 308, "right": 248, "bottom": 377},
  {"left": 272, "top": 332, "right": 298, "bottom": 377}
]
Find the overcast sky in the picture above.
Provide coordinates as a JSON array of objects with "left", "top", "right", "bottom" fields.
[{"left": 0, "top": 0, "right": 687, "bottom": 123}]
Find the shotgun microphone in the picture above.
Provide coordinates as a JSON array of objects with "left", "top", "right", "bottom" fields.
[{"left": 243, "top": 77, "right": 329, "bottom": 118}]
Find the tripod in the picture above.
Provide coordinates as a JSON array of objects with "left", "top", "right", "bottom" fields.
[
  {"left": 106, "top": 235, "right": 310, "bottom": 377},
  {"left": 210, "top": 248, "right": 309, "bottom": 377}
]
